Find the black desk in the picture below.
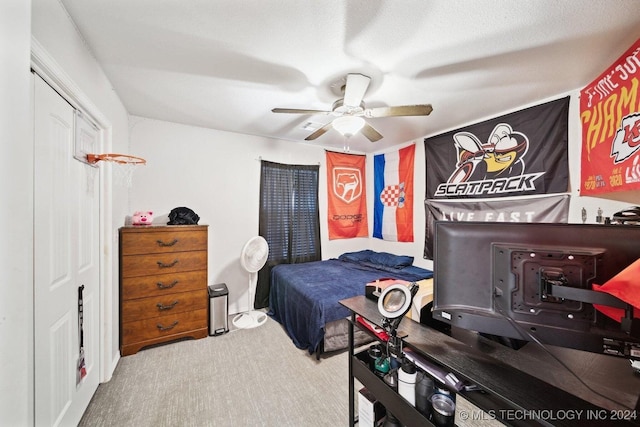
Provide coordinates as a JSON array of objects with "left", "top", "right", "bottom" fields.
[{"left": 341, "top": 295, "right": 640, "bottom": 427}]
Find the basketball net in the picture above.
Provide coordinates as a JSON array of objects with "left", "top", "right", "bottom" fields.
[
  {"left": 86, "top": 153, "right": 146, "bottom": 188},
  {"left": 113, "top": 161, "right": 141, "bottom": 188}
]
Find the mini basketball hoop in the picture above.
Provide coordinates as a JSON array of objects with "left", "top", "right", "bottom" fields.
[{"left": 87, "top": 153, "right": 146, "bottom": 187}]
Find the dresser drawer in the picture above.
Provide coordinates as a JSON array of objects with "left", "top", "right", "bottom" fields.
[
  {"left": 121, "top": 289, "right": 207, "bottom": 323},
  {"left": 119, "top": 225, "right": 208, "bottom": 355},
  {"left": 121, "top": 228, "right": 207, "bottom": 255},
  {"left": 121, "top": 270, "right": 206, "bottom": 300},
  {"left": 122, "top": 309, "right": 208, "bottom": 344},
  {"left": 121, "top": 250, "right": 207, "bottom": 278}
]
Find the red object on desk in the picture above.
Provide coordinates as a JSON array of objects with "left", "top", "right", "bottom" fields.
[
  {"left": 593, "top": 258, "right": 640, "bottom": 322},
  {"left": 356, "top": 316, "right": 389, "bottom": 341}
]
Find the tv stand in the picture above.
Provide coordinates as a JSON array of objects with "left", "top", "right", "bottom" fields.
[{"left": 341, "top": 295, "right": 640, "bottom": 427}]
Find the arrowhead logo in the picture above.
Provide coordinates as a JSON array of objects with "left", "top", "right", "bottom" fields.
[{"left": 611, "top": 113, "right": 640, "bottom": 163}]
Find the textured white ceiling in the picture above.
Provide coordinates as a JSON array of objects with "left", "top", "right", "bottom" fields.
[{"left": 60, "top": 0, "right": 640, "bottom": 153}]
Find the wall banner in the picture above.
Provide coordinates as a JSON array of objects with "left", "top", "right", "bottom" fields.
[
  {"left": 373, "top": 144, "right": 415, "bottom": 242},
  {"left": 326, "top": 150, "right": 368, "bottom": 239},
  {"left": 425, "top": 97, "right": 569, "bottom": 200},
  {"left": 580, "top": 37, "right": 640, "bottom": 195},
  {"left": 423, "top": 194, "right": 570, "bottom": 259}
]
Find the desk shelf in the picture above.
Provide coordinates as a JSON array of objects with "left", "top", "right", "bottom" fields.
[
  {"left": 353, "top": 349, "right": 433, "bottom": 427},
  {"left": 342, "top": 295, "right": 640, "bottom": 427}
]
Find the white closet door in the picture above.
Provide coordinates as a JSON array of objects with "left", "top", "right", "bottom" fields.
[{"left": 33, "top": 73, "right": 100, "bottom": 427}]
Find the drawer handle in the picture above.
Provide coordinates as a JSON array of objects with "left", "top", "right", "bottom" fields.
[
  {"left": 156, "top": 280, "right": 178, "bottom": 290},
  {"left": 157, "top": 260, "right": 179, "bottom": 268},
  {"left": 157, "top": 321, "right": 179, "bottom": 331},
  {"left": 157, "top": 239, "right": 178, "bottom": 247},
  {"left": 156, "top": 300, "right": 179, "bottom": 311}
]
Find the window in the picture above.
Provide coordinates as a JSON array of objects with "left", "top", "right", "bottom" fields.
[{"left": 254, "top": 160, "right": 321, "bottom": 308}]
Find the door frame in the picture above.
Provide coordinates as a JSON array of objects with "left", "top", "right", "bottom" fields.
[{"left": 31, "top": 37, "right": 116, "bottom": 383}]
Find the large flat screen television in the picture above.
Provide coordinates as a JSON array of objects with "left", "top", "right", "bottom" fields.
[{"left": 432, "top": 221, "right": 640, "bottom": 359}]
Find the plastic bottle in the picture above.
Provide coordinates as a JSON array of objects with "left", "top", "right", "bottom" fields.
[
  {"left": 367, "top": 344, "right": 382, "bottom": 371},
  {"left": 397, "top": 358, "right": 417, "bottom": 406},
  {"left": 374, "top": 356, "right": 390, "bottom": 378},
  {"left": 415, "top": 371, "right": 434, "bottom": 417}
]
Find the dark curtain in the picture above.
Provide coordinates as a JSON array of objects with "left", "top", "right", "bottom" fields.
[{"left": 254, "top": 160, "right": 321, "bottom": 308}]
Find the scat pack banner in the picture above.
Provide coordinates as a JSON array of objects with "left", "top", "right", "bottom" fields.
[
  {"left": 425, "top": 98, "right": 569, "bottom": 199},
  {"left": 580, "top": 37, "right": 640, "bottom": 195},
  {"left": 325, "top": 151, "right": 368, "bottom": 239}
]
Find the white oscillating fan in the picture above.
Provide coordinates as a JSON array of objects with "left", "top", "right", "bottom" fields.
[{"left": 232, "top": 236, "right": 269, "bottom": 329}]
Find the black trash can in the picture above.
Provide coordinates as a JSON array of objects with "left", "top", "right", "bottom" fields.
[{"left": 208, "top": 283, "right": 229, "bottom": 336}]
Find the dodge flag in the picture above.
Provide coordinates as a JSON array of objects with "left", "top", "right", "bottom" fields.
[{"left": 326, "top": 151, "right": 368, "bottom": 239}]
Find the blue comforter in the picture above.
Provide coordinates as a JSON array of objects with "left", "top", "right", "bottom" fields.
[{"left": 268, "top": 254, "right": 433, "bottom": 354}]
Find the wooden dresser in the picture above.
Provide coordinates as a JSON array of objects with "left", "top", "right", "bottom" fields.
[{"left": 119, "top": 225, "right": 209, "bottom": 356}]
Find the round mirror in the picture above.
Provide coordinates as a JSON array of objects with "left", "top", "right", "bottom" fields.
[{"left": 378, "top": 283, "right": 412, "bottom": 319}]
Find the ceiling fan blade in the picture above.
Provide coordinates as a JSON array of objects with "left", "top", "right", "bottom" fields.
[
  {"left": 361, "top": 122, "right": 383, "bottom": 142},
  {"left": 272, "top": 108, "right": 332, "bottom": 115},
  {"left": 343, "top": 74, "right": 371, "bottom": 108},
  {"left": 365, "top": 104, "right": 433, "bottom": 118},
  {"left": 304, "top": 122, "right": 333, "bottom": 141}
]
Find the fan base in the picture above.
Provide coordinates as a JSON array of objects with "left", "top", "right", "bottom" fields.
[{"left": 232, "top": 310, "right": 268, "bottom": 329}]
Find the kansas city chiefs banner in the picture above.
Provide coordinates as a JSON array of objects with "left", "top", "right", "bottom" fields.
[
  {"left": 326, "top": 151, "right": 368, "bottom": 239},
  {"left": 580, "top": 37, "right": 640, "bottom": 195},
  {"left": 425, "top": 97, "right": 569, "bottom": 199},
  {"left": 373, "top": 144, "right": 415, "bottom": 242},
  {"left": 423, "top": 195, "right": 570, "bottom": 259}
]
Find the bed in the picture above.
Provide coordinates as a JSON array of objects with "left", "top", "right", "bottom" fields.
[{"left": 267, "top": 250, "right": 434, "bottom": 356}]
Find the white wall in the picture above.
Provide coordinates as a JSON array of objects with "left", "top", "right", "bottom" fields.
[
  {"left": 0, "top": 2, "right": 33, "bottom": 426},
  {"left": 129, "top": 117, "right": 370, "bottom": 313}
]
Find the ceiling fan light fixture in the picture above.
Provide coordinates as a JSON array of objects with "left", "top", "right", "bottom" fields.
[
  {"left": 332, "top": 116, "right": 365, "bottom": 137},
  {"left": 273, "top": 73, "right": 432, "bottom": 143}
]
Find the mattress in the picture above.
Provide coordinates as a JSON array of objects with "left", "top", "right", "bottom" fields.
[{"left": 268, "top": 251, "right": 433, "bottom": 354}]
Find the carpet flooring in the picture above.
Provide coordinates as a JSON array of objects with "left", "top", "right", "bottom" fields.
[{"left": 79, "top": 317, "right": 352, "bottom": 427}]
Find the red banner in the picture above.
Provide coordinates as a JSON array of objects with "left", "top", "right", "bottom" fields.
[
  {"left": 326, "top": 151, "right": 368, "bottom": 239},
  {"left": 580, "top": 37, "right": 640, "bottom": 195}
]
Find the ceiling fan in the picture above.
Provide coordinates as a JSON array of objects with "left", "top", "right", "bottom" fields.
[{"left": 272, "top": 73, "right": 433, "bottom": 142}]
